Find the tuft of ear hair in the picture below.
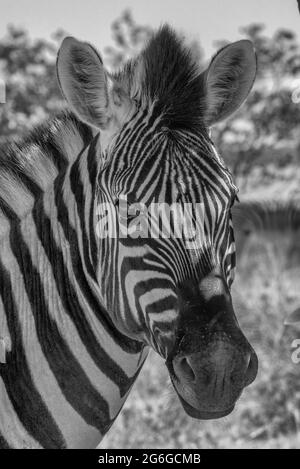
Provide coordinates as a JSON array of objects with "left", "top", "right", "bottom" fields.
[{"left": 202, "top": 40, "right": 257, "bottom": 126}]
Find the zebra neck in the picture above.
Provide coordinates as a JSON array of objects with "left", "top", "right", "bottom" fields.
[{"left": 0, "top": 137, "right": 148, "bottom": 448}]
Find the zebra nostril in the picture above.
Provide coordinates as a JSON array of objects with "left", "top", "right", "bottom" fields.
[
  {"left": 244, "top": 351, "right": 258, "bottom": 386},
  {"left": 176, "top": 356, "right": 196, "bottom": 382}
]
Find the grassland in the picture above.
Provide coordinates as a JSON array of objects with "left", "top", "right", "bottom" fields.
[{"left": 101, "top": 231, "right": 300, "bottom": 449}]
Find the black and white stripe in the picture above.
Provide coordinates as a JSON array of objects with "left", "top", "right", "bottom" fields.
[
  {"left": 0, "top": 24, "right": 254, "bottom": 448},
  {"left": 0, "top": 114, "right": 147, "bottom": 448}
]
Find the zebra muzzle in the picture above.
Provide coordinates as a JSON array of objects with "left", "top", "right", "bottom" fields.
[{"left": 166, "top": 331, "right": 258, "bottom": 419}]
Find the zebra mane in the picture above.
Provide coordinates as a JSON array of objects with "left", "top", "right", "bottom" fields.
[
  {"left": 0, "top": 111, "right": 93, "bottom": 235},
  {"left": 121, "top": 25, "right": 205, "bottom": 133}
]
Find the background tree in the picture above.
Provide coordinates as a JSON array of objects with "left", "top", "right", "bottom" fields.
[
  {"left": 212, "top": 24, "right": 300, "bottom": 186},
  {"left": 0, "top": 25, "right": 66, "bottom": 142},
  {"left": 104, "top": 10, "right": 152, "bottom": 69},
  {"left": 0, "top": 12, "right": 154, "bottom": 142}
]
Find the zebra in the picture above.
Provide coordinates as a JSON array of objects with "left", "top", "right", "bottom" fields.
[{"left": 0, "top": 25, "right": 258, "bottom": 448}]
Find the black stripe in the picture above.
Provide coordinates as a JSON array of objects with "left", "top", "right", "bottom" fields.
[
  {"left": 32, "top": 198, "right": 133, "bottom": 397},
  {"left": 113, "top": 108, "right": 147, "bottom": 151},
  {"left": 87, "top": 136, "right": 100, "bottom": 270},
  {"left": 33, "top": 131, "right": 68, "bottom": 173},
  {"left": 37, "top": 112, "right": 92, "bottom": 173},
  {"left": 129, "top": 135, "right": 166, "bottom": 201},
  {"left": 0, "top": 261, "right": 66, "bottom": 449},
  {"left": 69, "top": 139, "right": 98, "bottom": 281},
  {"left": 15, "top": 172, "right": 42, "bottom": 199},
  {"left": 9, "top": 224, "right": 112, "bottom": 434},
  {"left": 54, "top": 170, "right": 143, "bottom": 354},
  {"left": 111, "top": 112, "right": 149, "bottom": 170},
  {"left": 0, "top": 433, "right": 11, "bottom": 449},
  {"left": 73, "top": 115, "right": 94, "bottom": 148},
  {"left": 0, "top": 197, "right": 20, "bottom": 223}
]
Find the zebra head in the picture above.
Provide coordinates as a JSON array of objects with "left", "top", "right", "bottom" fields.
[{"left": 57, "top": 26, "right": 258, "bottom": 420}]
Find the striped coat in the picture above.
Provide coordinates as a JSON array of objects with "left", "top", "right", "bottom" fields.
[
  {"left": 0, "top": 25, "right": 258, "bottom": 447},
  {"left": 0, "top": 114, "right": 148, "bottom": 448}
]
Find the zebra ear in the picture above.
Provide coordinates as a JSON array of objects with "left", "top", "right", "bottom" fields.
[
  {"left": 56, "top": 37, "right": 116, "bottom": 130},
  {"left": 203, "top": 40, "right": 256, "bottom": 126}
]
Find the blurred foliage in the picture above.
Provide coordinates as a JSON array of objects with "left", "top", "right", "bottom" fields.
[
  {"left": 104, "top": 10, "right": 152, "bottom": 69},
  {"left": 0, "top": 25, "right": 66, "bottom": 142},
  {"left": 212, "top": 24, "right": 300, "bottom": 184},
  {"left": 0, "top": 10, "right": 203, "bottom": 142}
]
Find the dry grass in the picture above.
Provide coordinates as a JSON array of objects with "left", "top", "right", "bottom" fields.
[{"left": 101, "top": 231, "right": 300, "bottom": 449}]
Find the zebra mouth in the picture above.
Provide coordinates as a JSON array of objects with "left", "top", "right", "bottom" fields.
[
  {"left": 177, "top": 392, "right": 235, "bottom": 420},
  {"left": 167, "top": 364, "right": 235, "bottom": 420}
]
